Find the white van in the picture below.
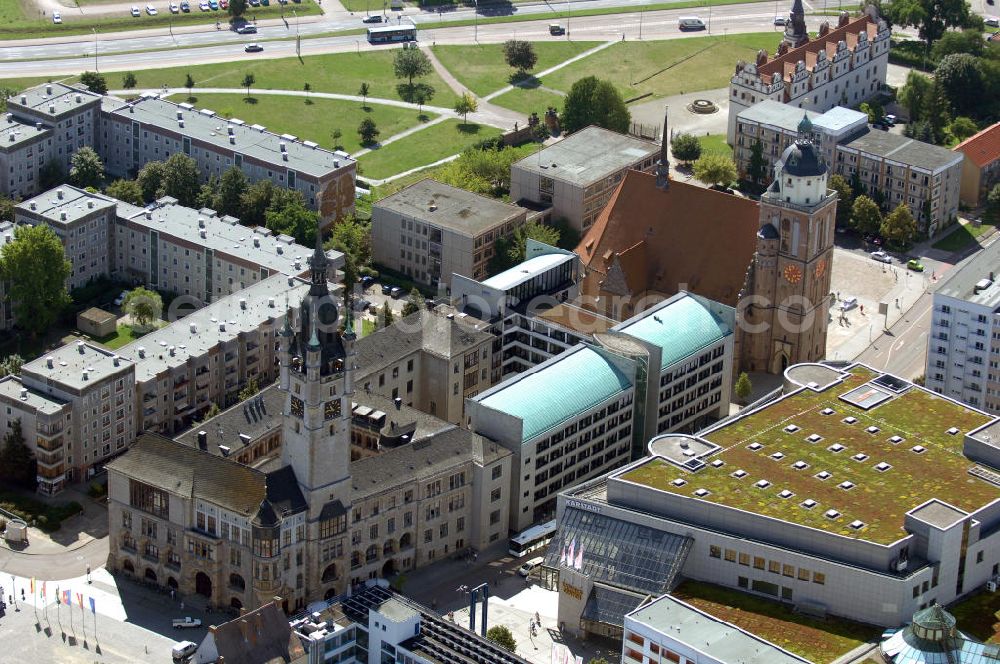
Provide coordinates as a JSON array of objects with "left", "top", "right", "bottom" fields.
[
  {"left": 518, "top": 556, "right": 545, "bottom": 577},
  {"left": 678, "top": 16, "right": 706, "bottom": 31},
  {"left": 172, "top": 640, "right": 198, "bottom": 661}
]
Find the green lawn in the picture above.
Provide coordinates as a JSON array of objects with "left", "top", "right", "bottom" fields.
[
  {"left": 431, "top": 41, "right": 601, "bottom": 97},
  {"left": 674, "top": 581, "right": 879, "bottom": 663},
  {"left": 95, "top": 324, "right": 145, "bottom": 351},
  {"left": 490, "top": 33, "right": 777, "bottom": 114},
  {"left": 168, "top": 92, "right": 433, "bottom": 154},
  {"left": 0, "top": 2, "right": 320, "bottom": 40},
  {"left": 931, "top": 218, "right": 996, "bottom": 253},
  {"left": 358, "top": 119, "right": 500, "bottom": 180},
  {"left": 0, "top": 491, "right": 83, "bottom": 533},
  {"left": 698, "top": 133, "right": 732, "bottom": 157},
  {"left": 361, "top": 317, "right": 376, "bottom": 337},
  {"left": 949, "top": 588, "right": 1000, "bottom": 644},
  {"left": 489, "top": 86, "right": 567, "bottom": 118},
  {"left": 86, "top": 50, "right": 459, "bottom": 107}
]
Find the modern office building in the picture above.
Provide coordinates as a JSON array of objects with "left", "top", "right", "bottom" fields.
[
  {"left": 467, "top": 292, "right": 734, "bottom": 531},
  {"left": 727, "top": 7, "right": 890, "bottom": 145},
  {"left": 545, "top": 362, "right": 1000, "bottom": 635},
  {"left": 924, "top": 239, "right": 1000, "bottom": 414},
  {"left": 372, "top": 179, "right": 530, "bottom": 288},
  {"left": 953, "top": 121, "right": 1000, "bottom": 208},
  {"left": 622, "top": 594, "right": 810, "bottom": 664},
  {"left": 509, "top": 126, "right": 660, "bottom": 233},
  {"left": 1, "top": 84, "right": 357, "bottom": 224}
]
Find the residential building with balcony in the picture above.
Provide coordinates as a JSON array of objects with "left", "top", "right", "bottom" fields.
[
  {"left": 371, "top": 179, "right": 529, "bottom": 288},
  {"left": 0, "top": 220, "right": 15, "bottom": 331},
  {"left": 0, "top": 376, "right": 73, "bottom": 495},
  {"left": 953, "top": 121, "right": 1000, "bottom": 208},
  {"left": 727, "top": 9, "right": 890, "bottom": 145},
  {"left": 509, "top": 126, "right": 660, "bottom": 233},
  {"left": 924, "top": 239, "right": 1000, "bottom": 413}
]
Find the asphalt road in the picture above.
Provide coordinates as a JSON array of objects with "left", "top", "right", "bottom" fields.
[{"left": 854, "top": 291, "right": 932, "bottom": 380}]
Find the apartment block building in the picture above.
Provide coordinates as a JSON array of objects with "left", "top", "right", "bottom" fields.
[
  {"left": 734, "top": 100, "right": 963, "bottom": 235},
  {"left": 0, "top": 341, "right": 135, "bottom": 493},
  {"left": 0, "top": 220, "right": 15, "bottom": 331},
  {"left": 727, "top": 9, "right": 890, "bottom": 145},
  {"left": 372, "top": 179, "right": 529, "bottom": 288},
  {"left": 467, "top": 293, "right": 735, "bottom": 531},
  {"left": 1, "top": 84, "right": 356, "bottom": 224},
  {"left": 509, "top": 126, "right": 660, "bottom": 233},
  {"left": 924, "top": 239, "right": 1000, "bottom": 413}
]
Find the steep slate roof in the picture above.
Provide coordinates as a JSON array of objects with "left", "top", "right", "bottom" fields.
[
  {"left": 265, "top": 465, "right": 308, "bottom": 517},
  {"left": 106, "top": 433, "right": 265, "bottom": 516},
  {"left": 175, "top": 385, "right": 284, "bottom": 453},
  {"left": 204, "top": 601, "right": 306, "bottom": 664},
  {"left": 954, "top": 121, "right": 1000, "bottom": 168},
  {"left": 575, "top": 170, "right": 758, "bottom": 307}
]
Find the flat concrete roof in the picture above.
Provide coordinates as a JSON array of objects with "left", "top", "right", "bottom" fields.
[
  {"left": 812, "top": 106, "right": 868, "bottom": 135},
  {"left": 738, "top": 100, "right": 818, "bottom": 133},
  {"left": 8, "top": 83, "right": 101, "bottom": 120},
  {"left": 841, "top": 129, "right": 963, "bottom": 173},
  {"left": 481, "top": 252, "right": 575, "bottom": 291},
  {"left": 0, "top": 114, "right": 50, "bottom": 150},
  {"left": 22, "top": 340, "right": 132, "bottom": 391},
  {"left": 934, "top": 236, "right": 1000, "bottom": 309},
  {"left": 17, "top": 186, "right": 116, "bottom": 226},
  {"left": 0, "top": 375, "right": 70, "bottom": 416},
  {"left": 374, "top": 179, "right": 525, "bottom": 236},
  {"left": 513, "top": 126, "right": 660, "bottom": 186},
  {"left": 626, "top": 594, "right": 810, "bottom": 664},
  {"left": 109, "top": 95, "right": 355, "bottom": 178},
  {"left": 908, "top": 499, "right": 967, "bottom": 530}
]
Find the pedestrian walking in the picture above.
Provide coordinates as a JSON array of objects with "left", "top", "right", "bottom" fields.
[{"left": 170, "top": 589, "right": 175, "bottom": 601}]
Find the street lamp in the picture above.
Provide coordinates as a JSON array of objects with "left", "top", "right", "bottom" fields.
[
  {"left": 93, "top": 28, "right": 98, "bottom": 73},
  {"left": 474, "top": 0, "right": 478, "bottom": 43},
  {"left": 566, "top": 0, "right": 571, "bottom": 38}
]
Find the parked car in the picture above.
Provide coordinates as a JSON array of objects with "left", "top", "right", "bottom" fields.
[
  {"left": 360, "top": 275, "right": 375, "bottom": 289},
  {"left": 840, "top": 296, "right": 858, "bottom": 312},
  {"left": 169, "top": 2, "right": 179, "bottom": 12},
  {"left": 244, "top": 43, "right": 263, "bottom": 52},
  {"left": 354, "top": 298, "right": 371, "bottom": 312},
  {"left": 883, "top": 114, "right": 897, "bottom": 125},
  {"left": 199, "top": 1, "right": 209, "bottom": 10},
  {"left": 381, "top": 284, "right": 392, "bottom": 295},
  {"left": 208, "top": 0, "right": 219, "bottom": 9},
  {"left": 986, "top": 16, "right": 1000, "bottom": 27},
  {"left": 773, "top": 16, "right": 786, "bottom": 25},
  {"left": 146, "top": 4, "right": 157, "bottom": 14},
  {"left": 52, "top": 11, "right": 62, "bottom": 22},
  {"left": 180, "top": 1, "right": 190, "bottom": 11},
  {"left": 390, "top": 286, "right": 403, "bottom": 299},
  {"left": 871, "top": 250, "right": 892, "bottom": 263},
  {"left": 131, "top": 6, "right": 141, "bottom": 16},
  {"left": 172, "top": 617, "right": 202, "bottom": 629},
  {"left": 548, "top": 23, "right": 565, "bottom": 35},
  {"left": 172, "top": 641, "right": 198, "bottom": 661},
  {"left": 518, "top": 556, "right": 545, "bottom": 577},
  {"left": 907, "top": 259, "right": 925, "bottom": 272},
  {"left": 249, "top": 0, "right": 260, "bottom": 5},
  {"left": 113, "top": 291, "right": 129, "bottom": 306},
  {"left": 221, "top": 0, "right": 229, "bottom": 7}
]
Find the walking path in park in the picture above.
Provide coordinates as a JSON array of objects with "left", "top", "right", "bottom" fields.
[
  {"left": 422, "top": 45, "right": 527, "bottom": 127},
  {"left": 481, "top": 39, "right": 617, "bottom": 101}
]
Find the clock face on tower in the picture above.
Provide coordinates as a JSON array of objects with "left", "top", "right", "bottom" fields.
[
  {"left": 815, "top": 258, "right": 827, "bottom": 279},
  {"left": 290, "top": 396, "right": 304, "bottom": 418},
  {"left": 783, "top": 264, "right": 803, "bottom": 284},
  {"left": 324, "top": 399, "right": 341, "bottom": 421}
]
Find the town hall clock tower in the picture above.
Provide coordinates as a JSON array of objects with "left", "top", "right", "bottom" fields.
[{"left": 738, "top": 114, "right": 837, "bottom": 373}]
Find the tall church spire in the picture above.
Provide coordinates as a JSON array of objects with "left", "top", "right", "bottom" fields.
[
  {"left": 309, "top": 233, "right": 329, "bottom": 295},
  {"left": 783, "top": 0, "right": 809, "bottom": 49}
]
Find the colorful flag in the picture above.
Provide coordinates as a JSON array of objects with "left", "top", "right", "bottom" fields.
[
  {"left": 76, "top": 593, "right": 84, "bottom": 609},
  {"left": 55, "top": 586, "right": 60, "bottom": 604},
  {"left": 30, "top": 577, "right": 35, "bottom": 594},
  {"left": 63, "top": 590, "right": 71, "bottom": 606},
  {"left": 89, "top": 596, "right": 96, "bottom": 614},
  {"left": 41, "top": 581, "right": 46, "bottom": 599},
  {"left": 574, "top": 544, "right": 583, "bottom": 570}
]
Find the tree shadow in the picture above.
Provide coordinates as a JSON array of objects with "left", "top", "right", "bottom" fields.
[
  {"left": 396, "top": 82, "right": 436, "bottom": 105},
  {"left": 509, "top": 72, "right": 539, "bottom": 89},
  {"left": 243, "top": 96, "right": 259, "bottom": 104},
  {"left": 418, "top": 113, "right": 431, "bottom": 123},
  {"left": 457, "top": 123, "right": 481, "bottom": 135},
  {"left": 186, "top": 95, "right": 198, "bottom": 104}
]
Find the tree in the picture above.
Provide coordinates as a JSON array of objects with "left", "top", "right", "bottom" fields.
[
  {"left": 196, "top": 174, "right": 220, "bottom": 210},
  {"left": 0, "top": 420, "right": 35, "bottom": 490},
  {"left": 746, "top": 139, "right": 767, "bottom": 185},
  {"left": 265, "top": 198, "right": 317, "bottom": 246},
  {"left": 454, "top": 91, "right": 478, "bottom": 124},
  {"left": 986, "top": 183, "right": 1000, "bottom": 223},
  {"left": 200, "top": 402, "right": 221, "bottom": 422},
  {"left": 829, "top": 174, "right": 853, "bottom": 228},
  {"left": 401, "top": 287, "right": 425, "bottom": 317},
  {"left": 303, "top": 82, "right": 312, "bottom": 104},
  {"left": 358, "top": 81, "right": 370, "bottom": 108},
  {"left": 921, "top": 78, "right": 951, "bottom": 144},
  {"left": 79, "top": 71, "right": 108, "bottom": 95},
  {"left": 0, "top": 225, "right": 71, "bottom": 338},
  {"left": 123, "top": 286, "right": 163, "bottom": 330},
  {"left": 931, "top": 30, "right": 984, "bottom": 61},
  {"left": 491, "top": 221, "right": 561, "bottom": 273},
  {"left": 39, "top": 159, "right": 65, "bottom": 190},
  {"left": 105, "top": 178, "right": 144, "bottom": 206},
  {"left": 242, "top": 72, "right": 256, "bottom": 98},
  {"left": 217, "top": 166, "right": 249, "bottom": 217},
  {"left": 670, "top": 133, "right": 702, "bottom": 165},
  {"left": 935, "top": 53, "right": 983, "bottom": 118},
  {"left": 379, "top": 301, "right": 395, "bottom": 329},
  {"left": 393, "top": 48, "right": 432, "bottom": 86},
  {"left": 239, "top": 179, "right": 275, "bottom": 227},
  {"left": 503, "top": 40, "right": 537, "bottom": 73},
  {"left": 562, "top": 76, "right": 630, "bottom": 134},
  {"left": 588, "top": 659, "right": 609, "bottom": 664},
  {"left": 898, "top": 71, "right": 931, "bottom": 122},
  {"left": 881, "top": 203, "right": 918, "bottom": 248},
  {"left": 734, "top": 372, "right": 753, "bottom": 404},
  {"left": 327, "top": 215, "right": 372, "bottom": 302},
  {"left": 69, "top": 146, "right": 105, "bottom": 189},
  {"left": 0, "top": 354, "right": 24, "bottom": 378},
  {"left": 331, "top": 128, "right": 344, "bottom": 151},
  {"left": 949, "top": 116, "right": 979, "bottom": 142},
  {"left": 0, "top": 195, "right": 14, "bottom": 222},
  {"left": 414, "top": 85, "right": 431, "bottom": 117},
  {"left": 692, "top": 153, "right": 737, "bottom": 189},
  {"left": 184, "top": 73, "right": 196, "bottom": 100},
  {"left": 886, "top": 0, "right": 973, "bottom": 48},
  {"left": 228, "top": 0, "right": 247, "bottom": 18},
  {"left": 358, "top": 117, "right": 380, "bottom": 145},
  {"left": 137, "top": 160, "right": 167, "bottom": 202},
  {"left": 162, "top": 153, "right": 201, "bottom": 207},
  {"left": 486, "top": 626, "right": 516, "bottom": 653},
  {"left": 851, "top": 195, "right": 883, "bottom": 236},
  {"left": 238, "top": 377, "right": 259, "bottom": 402},
  {"left": 122, "top": 72, "right": 138, "bottom": 89}
]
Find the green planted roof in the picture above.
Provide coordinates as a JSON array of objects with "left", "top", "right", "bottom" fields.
[
  {"left": 616, "top": 296, "right": 731, "bottom": 369},
  {"left": 477, "top": 346, "right": 634, "bottom": 442}
]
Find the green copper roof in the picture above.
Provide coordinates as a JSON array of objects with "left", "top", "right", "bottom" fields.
[
  {"left": 615, "top": 296, "right": 731, "bottom": 370},
  {"left": 477, "top": 346, "right": 634, "bottom": 442}
]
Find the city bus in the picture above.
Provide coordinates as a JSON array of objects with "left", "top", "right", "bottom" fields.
[
  {"left": 367, "top": 23, "right": 417, "bottom": 44},
  {"left": 508, "top": 519, "right": 557, "bottom": 558}
]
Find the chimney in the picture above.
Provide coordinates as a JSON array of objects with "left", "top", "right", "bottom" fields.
[
  {"left": 656, "top": 105, "right": 670, "bottom": 191},
  {"left": 57, "top": 188, "right": 64, "bottom": 199},
  {"left": 48, "top": 104, "right": 55, "bottom": 114},
  {"left": 19, "top": 95, "right": 26, "bottom": 104},
  {"left": 253, "top": 236, "right": 260, "bottom": 247},
  {"left": 19, "top": 387, "right": 27, "bottom": 400},
  {"left": 239, "top": 298, "right": 247, "bottom": 310},
  {"left": 138, "top": 346, "right": 146, "bottom": 358},
  {"left": 282, "top": 152, "right": 288, "bottom": 161},
  {"left": 199, "top": 229, "right": 207, "bottom": 239},
  {"left": 35, "top": 121, "right": 41, "bottom": 131},
  {"left": 178, "top": 119, "right": 184, "bottom": 128},
  {"left": 112, "top": 355, "right": 120, "bottom": 367},
  {"left": 45, "top": 84, "right": 52, "bottom": 95},
  {"left": 77, "top": 339, "right": 85, "bottom": 353},
  {"left": 267, "top": 297, "right": 274, "bottom": 308},
  {"left": 74, "top": 94, "right": 81, "bottom": 103},
  {"left": 87, "top": 200, "right": 94, "bottom": 209},
  {"left": 46, "top": 356, "right": 54, "bottom": 369},
  {"left": 198, "top": 217, "right": 205, "bottom": 228},
  {"left": 177, "top": 110, "right": 183, "bottom": 120},
  {"left": 29, "top": 201, "right": 36, "bottom": 210},
  {"left": 197, "top": 430, "right": 208, "bottom": 449},
  {"left": 59, "top": 211, "right": 67, "bottom": 221},
  {"left": 168, "top": 346, "right": 176, "bottom": 356},
  {"left": 229, "top": 136, "right": 236, "bottom": 145},
  {"left": 190, "top": 322, "right": 198, "bottom": 334}
]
